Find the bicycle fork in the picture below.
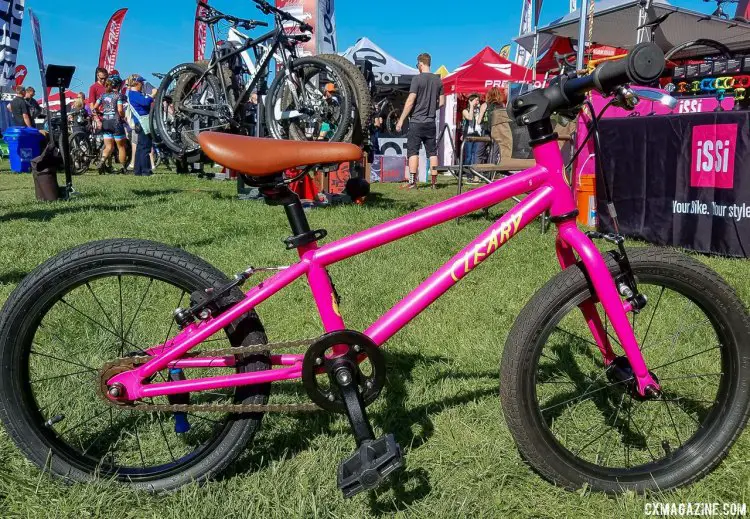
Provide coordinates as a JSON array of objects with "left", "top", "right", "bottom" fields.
[{"left": 555, "top": 221, "right": 661, "bottom": 398}]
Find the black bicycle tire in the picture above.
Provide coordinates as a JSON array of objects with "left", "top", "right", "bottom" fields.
[
  {"left": 63, "top": 131, "right": 92, "bottom": 175},
  {"left": 154, "top": 63, "right": 227, "bottom": 155},
  {"left": 500, "top": 247, "right": 750, "bottom": 493},
  {"left": 317, "top": 53, "right": 373, "bottom": 144},
  {"left": 264, "top": 57, "right": 352, "bottom": 143},
  {"left": 0, "top": 239, "right": 271, "bottom": 491}
]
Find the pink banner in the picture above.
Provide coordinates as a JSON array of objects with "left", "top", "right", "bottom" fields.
[
  {"left": 194, "top": 2, "right": 208, "bottom": 62},
  {"left": 98, "top": 8, "right": 128, "bottom": 73}
]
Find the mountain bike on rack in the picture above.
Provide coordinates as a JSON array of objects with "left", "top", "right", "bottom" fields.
[
  {"left": 1, "top": 43, "right": 748, "bottom": 497},
  {"left": 152, "top": 0, "right": 353, "bottom": 155}
]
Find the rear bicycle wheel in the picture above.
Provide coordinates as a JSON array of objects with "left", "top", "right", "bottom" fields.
[
  {"left": 501, "top": 247, "right": 750, "bottom": 492},
  {"left": 0, "top": 239, "right": 270, "bottom": 491},
  {"left": 265, "top": 57, "right": 352, "bottom": 142}
]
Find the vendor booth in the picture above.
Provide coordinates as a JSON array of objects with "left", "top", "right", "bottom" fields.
[
  {"left": 440, "top": 46, "right": 544, "bottom": 166},
  {"left": 515, "top": 0, "right": 750, "bottom": 257}
]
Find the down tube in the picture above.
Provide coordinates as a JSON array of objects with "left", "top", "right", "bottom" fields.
[{"left": 365, "top": 187, "right": 554, "bottom": 346}]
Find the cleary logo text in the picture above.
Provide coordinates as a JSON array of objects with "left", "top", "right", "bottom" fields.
[{"left": 691, "top": 124, "right": 737, "bottom": 189}]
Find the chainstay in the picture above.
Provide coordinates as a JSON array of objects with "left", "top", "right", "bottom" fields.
[{"left": 99, "top": 338, "right": 321, "bottom": 413}]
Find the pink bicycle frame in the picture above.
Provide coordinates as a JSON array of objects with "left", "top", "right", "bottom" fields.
[{"left": 108, "top": 139, "right": 659, "bottom": 401}]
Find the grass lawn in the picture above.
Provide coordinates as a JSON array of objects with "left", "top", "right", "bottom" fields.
[{"left": 0, "top": 168, "right": 748, "bottom": 518}]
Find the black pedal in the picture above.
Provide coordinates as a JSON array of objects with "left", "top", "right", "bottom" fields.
[{"left": 338, "top": 433, "right": 404, "bottom": 498}]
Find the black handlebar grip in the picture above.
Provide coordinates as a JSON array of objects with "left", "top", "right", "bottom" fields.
[
  {"left": 300, "top": 22, "right": 313, "bottom": 32},
  {"left": 256, "top": 21, "right": 269, "bottom": 27},
  {"left": 593, "top": 42, "right": 665, "bottom": 93}
]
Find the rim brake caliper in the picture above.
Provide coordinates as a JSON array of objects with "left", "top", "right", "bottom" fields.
[{"left": 586, "top": 232, "right": 648, "bottom": 313}]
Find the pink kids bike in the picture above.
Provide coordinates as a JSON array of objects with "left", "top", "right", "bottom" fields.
[{"left": 1, "top": 44, "right": 748, "bottom": 497}]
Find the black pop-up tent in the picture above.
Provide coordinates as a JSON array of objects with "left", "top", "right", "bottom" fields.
[
  {"left": 515, "top": 0, "right": 750, "bottom": 60},
  {"left": 341, "top": 37, "right": 419, "bottom": 92}
]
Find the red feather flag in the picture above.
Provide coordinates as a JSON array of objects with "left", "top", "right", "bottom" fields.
[{"left": 98, "top": 8, "right": 128, "bottom": 73}]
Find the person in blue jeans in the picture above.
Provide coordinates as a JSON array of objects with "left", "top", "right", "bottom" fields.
[
  {"left": 462, "top": 94, "right": 482, "bottom": 172},
  {"left": 127, "top": 76, "right": 155, "bottom": 176}
]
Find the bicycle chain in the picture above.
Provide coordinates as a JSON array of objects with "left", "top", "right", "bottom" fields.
[{"left": 97, "top": 338, "right": 322, "bottom": 414}]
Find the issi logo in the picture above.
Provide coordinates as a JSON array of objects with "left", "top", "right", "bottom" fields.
[{"left": 690, "top": 124, "right": 737, "bottom": 189}]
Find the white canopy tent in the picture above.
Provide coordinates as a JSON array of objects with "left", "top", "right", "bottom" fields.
[
  {"left": 516, "top": 0, "right": 750, "bottom": 60},
  {"left": 341, "top": 37, "right": 419, "bottom": 90}
]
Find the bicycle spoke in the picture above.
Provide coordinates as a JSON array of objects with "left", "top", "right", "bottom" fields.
[
  {"left": 132, "top": 413, "right": 147, "bottom": 469},
  {"left": 574, "top": 392, "right": 626, "bottom": 457},
  {"left": 30, "top": 369, "right": 93, "bottom": 385},
  {"left": 118, "top": 275, "right": 124, "bottom": 355},
  {"left": 58, "top": 408, "right": 110, "bottom": 437},
  {"left": 123, "top": 278, "right": 154, "bottom": 346},
  {"left": 554, "top": 327, "right": 599, "bottom": 349},
  {"left": 650, "top": 346, "right": 721, "bottom": 372},
  {"left": 657, "top": 372, "right": 723, "bottom": 381},
  {"left": 639, "top": 286, "right": 665, "bottom": 350},
  {"left": 662, "top": 398, "right": 683, "bottom": 447},
  {"left": 30, "top": 348, "right": 95, "bottom": 372},
  {"left": 85, "top": 282, "right": 119, "bottom": 335},
  {"left": 154, "top": 410, "right": 177, "bottom": 463},
  {"left": 541, "top": 377, "right": 629, "bottom": 414},
  {"left": 59, "top": 297, "right": 143, "bottom": 354}
]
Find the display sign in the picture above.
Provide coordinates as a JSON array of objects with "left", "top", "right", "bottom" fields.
[
  {"left": 699, "top": 63, "right": 713, "bottom": 77},
  {"left": 0, "top": 0, "right": 24, "bottom": 88},
  {"left": 686, "top": 64, "right": 700, "bottom": 77},
  {"left": 713, "top": 60, "right": 727, "bottom": 75},
  {"left": 673, "top": 66, "right": 686, "bottom": 80},
  {"left": 596, "top": 113, "right": 750, "bottom": 257},
  {"left": 727, "top": 58, "right": 741, "bottom": 74}
]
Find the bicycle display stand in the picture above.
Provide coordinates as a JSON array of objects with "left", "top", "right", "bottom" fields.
[
  {"left": 46, "top": 64, "right": 76, "bottom": 199},
  {"left": 237, "top": 99, "right": 265, "bottom": 198}
]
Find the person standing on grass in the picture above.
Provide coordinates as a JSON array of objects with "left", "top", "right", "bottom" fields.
[
  {"left": 126, "top": 76, "right": 155, "bottom": 176},
  {"left": 462, "top": 94, "right": 482, "bottom": 170},
  {"left": 8, "top": 86, "right": 32, "bottom": 128},
  {"left": 88, "top": 67, "right": 108, "bottom": 131},
  {"left": 24, "top": 87, "right": 41, "bottom": 123},
  {"left": 396, "top": 52, "right": 445, "bottom": 190},
  {"left": 94, "top": 75, "right": 128, "bottom": 174}
]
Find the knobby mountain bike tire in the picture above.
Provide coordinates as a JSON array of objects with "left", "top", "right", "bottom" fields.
[
  {"left": 265, "top": 57, "right": 353, "bottom": 143},
  {"left": 0, "top": 239, "right": 271, "bottom": 491},
  {"left": 154, "top": 62, "right": 229, "bottom": 155},
  {"left": 317, "top": 53, "right": 373, "bottom": 146},
  {"left": 501, "top": 247, "right": 750, "bottom": 493}
]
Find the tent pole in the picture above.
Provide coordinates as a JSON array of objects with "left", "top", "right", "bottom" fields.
[
  {"left": 532, "top": 25, "right": 539, "bottom": 82},
  {"left": 576, "top": 0, "right": 589, "bottom": 70}
]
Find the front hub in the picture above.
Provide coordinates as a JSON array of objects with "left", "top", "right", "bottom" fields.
[{"left": 606, "top": 356, "right": 661, "bottom": 400}]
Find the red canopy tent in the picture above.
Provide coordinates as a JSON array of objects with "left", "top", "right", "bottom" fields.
[
  {"left": 442, "top": 46, "right": 544, "bottom": 95},
  {"left": 40, "top": 91, "right": 80, "bottom": 112}
]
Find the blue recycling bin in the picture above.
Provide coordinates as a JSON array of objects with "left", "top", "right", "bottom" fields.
[{"left": 4, "top": 126, "right": 44, "bottom": 173}]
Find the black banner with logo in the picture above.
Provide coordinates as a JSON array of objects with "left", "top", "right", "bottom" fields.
[{"left": 596, "top": 112, "right": 750, "bottom": 258}]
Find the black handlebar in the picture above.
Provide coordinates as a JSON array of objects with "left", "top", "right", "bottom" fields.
[
  {"left": 196, "top": 1, "right": 268, "bottom": 29},
  {"left": 509, "top": 42, "right": 666, "bottom": 128},
  {"left": 252, "top": 0, "right": 313, "bottom": 32},
  {"left": 562, "top": 42, "right": 665, "bottom": 100}
]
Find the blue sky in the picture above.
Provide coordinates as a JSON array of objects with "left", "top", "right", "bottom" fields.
[{"left": 18, "top": 0, "right": 714, "bottom": 94}]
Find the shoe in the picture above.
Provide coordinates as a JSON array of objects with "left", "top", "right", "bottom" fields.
[{"left": 407, "top": 183, "right": 418, "bottom": 190}]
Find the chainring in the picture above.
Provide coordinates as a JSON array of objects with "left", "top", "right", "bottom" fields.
[{"left": 301, "top": 330, "right": 386, "bottom": 413}]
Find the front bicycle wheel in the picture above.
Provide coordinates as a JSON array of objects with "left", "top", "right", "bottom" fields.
[
  {"left": 0, "top": 239, "right": 270, "bottom": 491},
  {"left": 154, "top": 63, "right": 229, "bottom": 154},
  {"left": 265, "top": 57, "right": 352, "bottom": 142},
  {"left": 501, "top": 247, "right": 750, "bottom": 492}
]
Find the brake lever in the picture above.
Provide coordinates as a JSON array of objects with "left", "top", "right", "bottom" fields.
[{"left": 612, "top": 85, "right": 639, "bottom": 111}]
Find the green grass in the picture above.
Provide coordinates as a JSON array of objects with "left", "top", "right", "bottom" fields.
[{"left": 0, "top": 169, "right": 749, "bottom": 518}]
